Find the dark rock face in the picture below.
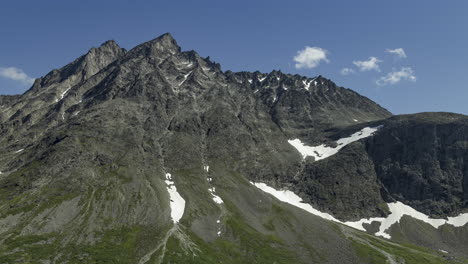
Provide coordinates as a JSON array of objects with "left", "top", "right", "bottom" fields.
[
  {"left": 296, "top": 141, "right": 388, "bottom": 220},
  {"left": 369, "top": 113, "right": 468, "bottom": 217},
  {"left": 294, "top": 113, "right": 468, "bottom": 220}
]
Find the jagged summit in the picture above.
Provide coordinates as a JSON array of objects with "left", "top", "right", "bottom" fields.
[{"left": 126, "top": 32, "right": 181, "bottom": 59}]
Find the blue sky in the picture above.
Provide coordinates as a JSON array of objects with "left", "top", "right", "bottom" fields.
[{"left": 1, "top": 0, "right": 467, "bottom": 115}]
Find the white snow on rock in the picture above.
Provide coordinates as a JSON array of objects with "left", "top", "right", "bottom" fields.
[
  {"left": 346, "top": 202, "right": 468, "bottom": 239},
  {"left": 179, "top": 71, "right": 192, "bottom": 86},
  {"left": 247, "top": 79, "right": 253, "bottom": 84},
  {"left": 288, "top": 126, "right": 382, "bottom": 161},
  {"left": 447, "top": 213, "right": 468, "bottom": 227},
  {"left": 208, "top": 187, "right": 224, "bottom": 204},
  {"left": 252, "top": 182, "right": 468, "bottom": 239},
  {"left": 439, "top": 249, "right": 448, "bottom": 254},
  {"left": 276, "top": 77, "right": 280, "bottom": 81},
  {"left": 204, "top": 165, "right": 209, "bottom": 172},
  {"left": 353, "top": 119, "right": 358, "bottom": 122},
  {"left": 282, "top": 85, "right": 288, "bottom": 90},
  {"left": 258, "top": 76, "right": 266, "bottom": 82},
  {"left": 165, "top": 173, "right": 186, "bottom": 223},
  {"left": 15, "top": 149, "right": 24, "bottom": 153},
  {"left": 182, "top": 61, "right": 193, "bottom": 67},
  {"left": 302, "top": 79, "right": 313, "bottom": 90},
  {"left": 59, "top": 87, "right": 71, "bottom": 101},
  {"left": 251, "top": 182, "right": 340, "bottom": 223}
]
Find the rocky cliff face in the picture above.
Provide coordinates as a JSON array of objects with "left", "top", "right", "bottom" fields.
[
  {"left": 0, "top": 33, "right": 466, "bottom": 263},
  {"left": 293, "top": 113, "right": 468, "bottom": 221}
]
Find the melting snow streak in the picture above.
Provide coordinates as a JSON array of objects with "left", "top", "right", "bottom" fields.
[
  {"left": 165, "top": 173, "right": 185, "bottom": 223},
  {"left": 179, "top": 71, "right": 192, "bottom": 86},
  {"left": 209, "top": 187, "right": 224, "bottom": 204}
]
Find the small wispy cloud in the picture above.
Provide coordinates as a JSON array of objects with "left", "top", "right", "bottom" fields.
[
  {"left": 376, "top": 67, "right": 416, "bottom": 86},
  {"left": 294, "top": 46, "right": 329, "bottom": 69},
  {"left": 0, "top": 67, "right": 34, "bottom": 85},
  {"left": 353, "top": 57, "right": 382, "bottom": 72},
  {"left": 340, "top": 68, "right": 355, "bottom": 75},
  {"left": 386, "top": 48, "right": 407, "bottom": 59}
]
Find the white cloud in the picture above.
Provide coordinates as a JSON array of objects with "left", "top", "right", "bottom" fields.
[
  {"left": 0, "top": 67, "right": 34, "bottom": 85},
  {"left": 353, "top": 57, "right": 382, "bottom": 72},
  {"left": 294, "top": 46, "right": 329, "bottom": 69},
  {"left": 376, "top": 67, "right": 416, "bottom": 86},
  {"left": 386, "top": 48, "right": 407, "bottom": 59},
  {"left": 340, "top": 68, "right": 355, "bottom": 75}
]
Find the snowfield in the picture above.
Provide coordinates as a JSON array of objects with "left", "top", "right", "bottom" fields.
[
  {"left": 288, "top": 126, "right": 382, "bottom": 161},
  {"left": 252, "top": 182, "right": 468, "bottom": 239}
]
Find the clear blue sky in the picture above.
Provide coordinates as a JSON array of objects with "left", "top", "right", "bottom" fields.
[{"left": 1, "top": 0, "right": 467, "bottom": 115}]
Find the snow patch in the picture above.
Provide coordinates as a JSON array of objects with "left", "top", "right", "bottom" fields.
[
  {"left": 15, "top": 149, "right": 24, "bottom": 153},
  {"left": 353, "top": 119, "right": 358, "bottom": 122},
  {"left": 302, "top": 79, "right": 313, "bottom": 90},
  {"left": 447, "top": 213, "right": 468, "bottom": 227},
  {"left": 179, "top": 71, "right": 192, "bottom": 86},
  {"left": 288, "top": 126, "right": 382, "bottom": 161},
  {"left": 165, "top": 173, "right": 186, "bottom": 223},
  {"left": 439, "top": 249, "right": 448, "bottom": 254},
  {"left": 276, "top": 77, "right": 280, "bottom": 81},
  {"left": 59, "top": 87, "right": 71, "bottom": 101},
  {"left": 258, "top": 76, "right": 266, "bottom": 82},
  {"left": 252, "top": 182, "right": 468, "bottom": 239},
  {"left": 346, "top": 202, "right": 468, "bottom": 239},
  {"left": 251, "top": 182, "right": 340, "bottom": 223},
  {"left": 73, "top": 111, "right": 80, "bottom": 116},
  {"left": 247, "top": 79, "right": 252, "bottom": 84},
  {"left": 273, "top": 96, "right": 278, "bottom": 103},
  {"left": 282, "top": 85, "right": 288, "bottom": 90},
  {"left": 208, "top": 186, "right": 224, "bottom": 204},
  {"left": 206, "top": 168, "right": 223, "bottom": 204}
]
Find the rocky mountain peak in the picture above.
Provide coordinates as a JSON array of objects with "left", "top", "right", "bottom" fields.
[
  {"left": 1, "top": 33, "right": 468, "bottom": 263},
  {"left": 26, "top": 39, "right": 125, "bottom": 96},
  {"left": 127, "top": 32, "right": 181, "bottom": 60}
]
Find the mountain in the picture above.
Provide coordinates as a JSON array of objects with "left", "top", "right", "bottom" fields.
[{"left": 0, "top": 33, "right": 467, "bottom": 263}]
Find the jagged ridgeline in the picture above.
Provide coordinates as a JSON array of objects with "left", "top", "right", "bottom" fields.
[{"left": 0, "top": 33, "right": 467, "bottom": 263}]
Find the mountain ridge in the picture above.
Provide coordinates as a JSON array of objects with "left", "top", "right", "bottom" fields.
[{"left": 0, "top": 33, "right": 467, "bottom": 263}]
